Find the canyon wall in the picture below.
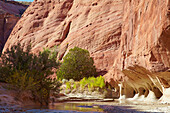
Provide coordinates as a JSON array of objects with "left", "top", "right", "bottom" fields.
[
  {"left": 105, "top": 0, "right": 170, "bottom": 103},
  {"left": 2, "top": 0, "right": 170, "bottom": 102},
  {"left": 3, "top": 0, "right": 123, "bottom": 73},
  {"left": 0, "top": 1, "right": 27, "bottom": 52}
]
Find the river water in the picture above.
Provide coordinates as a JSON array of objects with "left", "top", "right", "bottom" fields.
[
  {"left": 23, "top": 100, "right": 170, "bottom": 113},
  {"left": 23, "top": 102, "right": 104, "bottom": 113},
  {"left": 1, "top": 100, "right": 170, "bottom": 112}
]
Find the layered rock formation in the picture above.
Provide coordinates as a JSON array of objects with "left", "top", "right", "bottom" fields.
[
  {"left": 105, "top": 0, "right": 170, "bottom": 103},
  {"left": 0, "top": 0, "right": 27, "bottom": 52},
  {"left": 2, "top": 0, "right": 170, "bottom": 103}
]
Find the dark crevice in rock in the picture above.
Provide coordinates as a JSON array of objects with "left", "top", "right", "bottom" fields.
[
  {"left": 150, "top": 51, "right": 157, "bottom": 62},
  {"left": 92, "top": 3, "right": 98, "bottom": 6},
  {"left": 64, "top": 21, "right": 71, "bottom": 40},
  {"left": 61, "top": 21, "right": 71, "bottom": 42},
  {"left": 153, "top": 87, "right": 163, "bottom": 99},
  {"left": 97, "top": 70, "right": 107, "bottom": 76},
  {"left": 55, "top": 21, "right": 72, "bottom": 43},
  {"left": 43, "top": 11, "right": 49, "bottom": 18}
]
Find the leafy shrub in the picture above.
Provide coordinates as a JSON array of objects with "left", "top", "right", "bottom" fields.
[
  {"left": 95, "top": 75, "right": 105, "bottom": 88},
  {"left": 73, "top": 83, "right": 77, "bottom": 89},
  {"left": 57, "top": 47, "right": 97, "bottom": 81},
  {"left": 0, "top": 43, "right": 60, "bottom": 105},
  {"left": 79, "top": 77, "right": 87, "bottom": 89},
  {"left": 6, "top": 70, "right": 37, "bottom": 92},
  {"left": 42, "top": 45, "right": 59, "bottom": 60},
  {"left": 66, "top": 82, "right": 71, "bottom": 90},
  {"left": 79, "top": 76, "right": 106, "bottom": 91}
]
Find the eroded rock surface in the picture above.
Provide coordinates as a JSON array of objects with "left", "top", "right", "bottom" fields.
[
  {"left": 0, "top": 0, "right": 27, "bottom": 52},
  {"left": 2, "top": 0, "right": 170, "bottom": 103},
  {"left": 105, "top": 0, "right": 170, "bottom": 103},
  {"left": 3, "top": 0, "right": 123, "bottom": 73}
]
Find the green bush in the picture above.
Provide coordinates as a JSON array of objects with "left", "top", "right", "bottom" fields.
[
  {"left": 66, "top": 82, "right": 71, "bottom": 90},
  {"left": 42, "top": 45, "right": 59, "bottom": 60},
  {"left": 0, "top": 43, "right": 60, "bottom": 105},
  {"left": 79, "top": 76, "right": 106, "bottom": 91},
  {"left": 79, "top": 77, "right": 87, "bottom": 89},
  {"left": 57, "top": 47, "right": 97, "bottom": 81},
  {"left": 73, "top": 83, "right": 77, "bottom": 89},
  {"left": 6, "top": 70, "right": 37, "bottom": 92}
]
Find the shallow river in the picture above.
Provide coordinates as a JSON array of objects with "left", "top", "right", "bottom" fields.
[
  {"left": 23, "top": 102, "right": 104, "bottom": 113},
  {"left": 1, "top": 100, "right": 170, "bottom": 113},
  {"left": 23, "top": 100, "right": 170, "bottom": 113}
]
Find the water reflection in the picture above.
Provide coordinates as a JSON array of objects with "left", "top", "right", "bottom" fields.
[
  {"left": 49, "top": 103, "right": 103, "bottom": 112},
  {"left": 23, "top": 102, "right": 103, "bottom": 113}
]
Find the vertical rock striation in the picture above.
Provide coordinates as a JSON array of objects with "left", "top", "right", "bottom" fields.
[{"left": 105, "top": 0, "right": 170, "bottom": 103}]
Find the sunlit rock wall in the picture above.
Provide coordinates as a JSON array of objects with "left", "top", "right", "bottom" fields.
[
  {"left": 3, "top": 0, "right": 123, "bottom": 73},
  {"left": 105, "top": 0, "right": 170, "bottom": 103}
]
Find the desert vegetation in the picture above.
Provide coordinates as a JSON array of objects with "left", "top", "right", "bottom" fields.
[
  {"left": 64, "top": 76, "right": 106, "bottom": 92},
  {"left": 57, "top": 47, "right": 97, "bottom": 81},
  {"left": 60, "top": 76, "right": 112, "bottom": 98},
  {"left": 0, "top": 44, "right": 61, "bottom": 105},
  {"left": 0, "top": 44, "right": 107, "bottom": 105}
]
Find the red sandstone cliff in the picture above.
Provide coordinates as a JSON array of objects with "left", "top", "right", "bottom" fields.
[
  {"left": 105, "top": 0, "right": 170, "bottom": 103},
  {"left": 0, "top": 1, "right": 27, "bottom": 52},
  {"left": 2, "top": 0, "right": 170, "bottom": 103},
  {"left": 3, "top": 0, "right": 123, "bottom": 73}
]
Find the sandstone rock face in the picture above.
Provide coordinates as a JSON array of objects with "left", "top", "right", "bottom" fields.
[
  {"left": 116, "top": 0, "right": 170, "bottom": 73},
  {"left": 3, "top": 0, "right": 123, "bottom": 73},
  {"left": 0, "top": 1, "right": 26, "bottom": 52},
  {"left": 2, "top": 0, "right": 170, "bottom": 103},
  {"left": 105, "top": 0, "right": 170, "bottom": 103}
]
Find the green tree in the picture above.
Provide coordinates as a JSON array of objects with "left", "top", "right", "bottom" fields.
[
  {"left": 0, "top": 43, "right": 61, "bottom": 105},
  {"left": 57, "top": 47, "right": 97, "bottom": 81}
]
